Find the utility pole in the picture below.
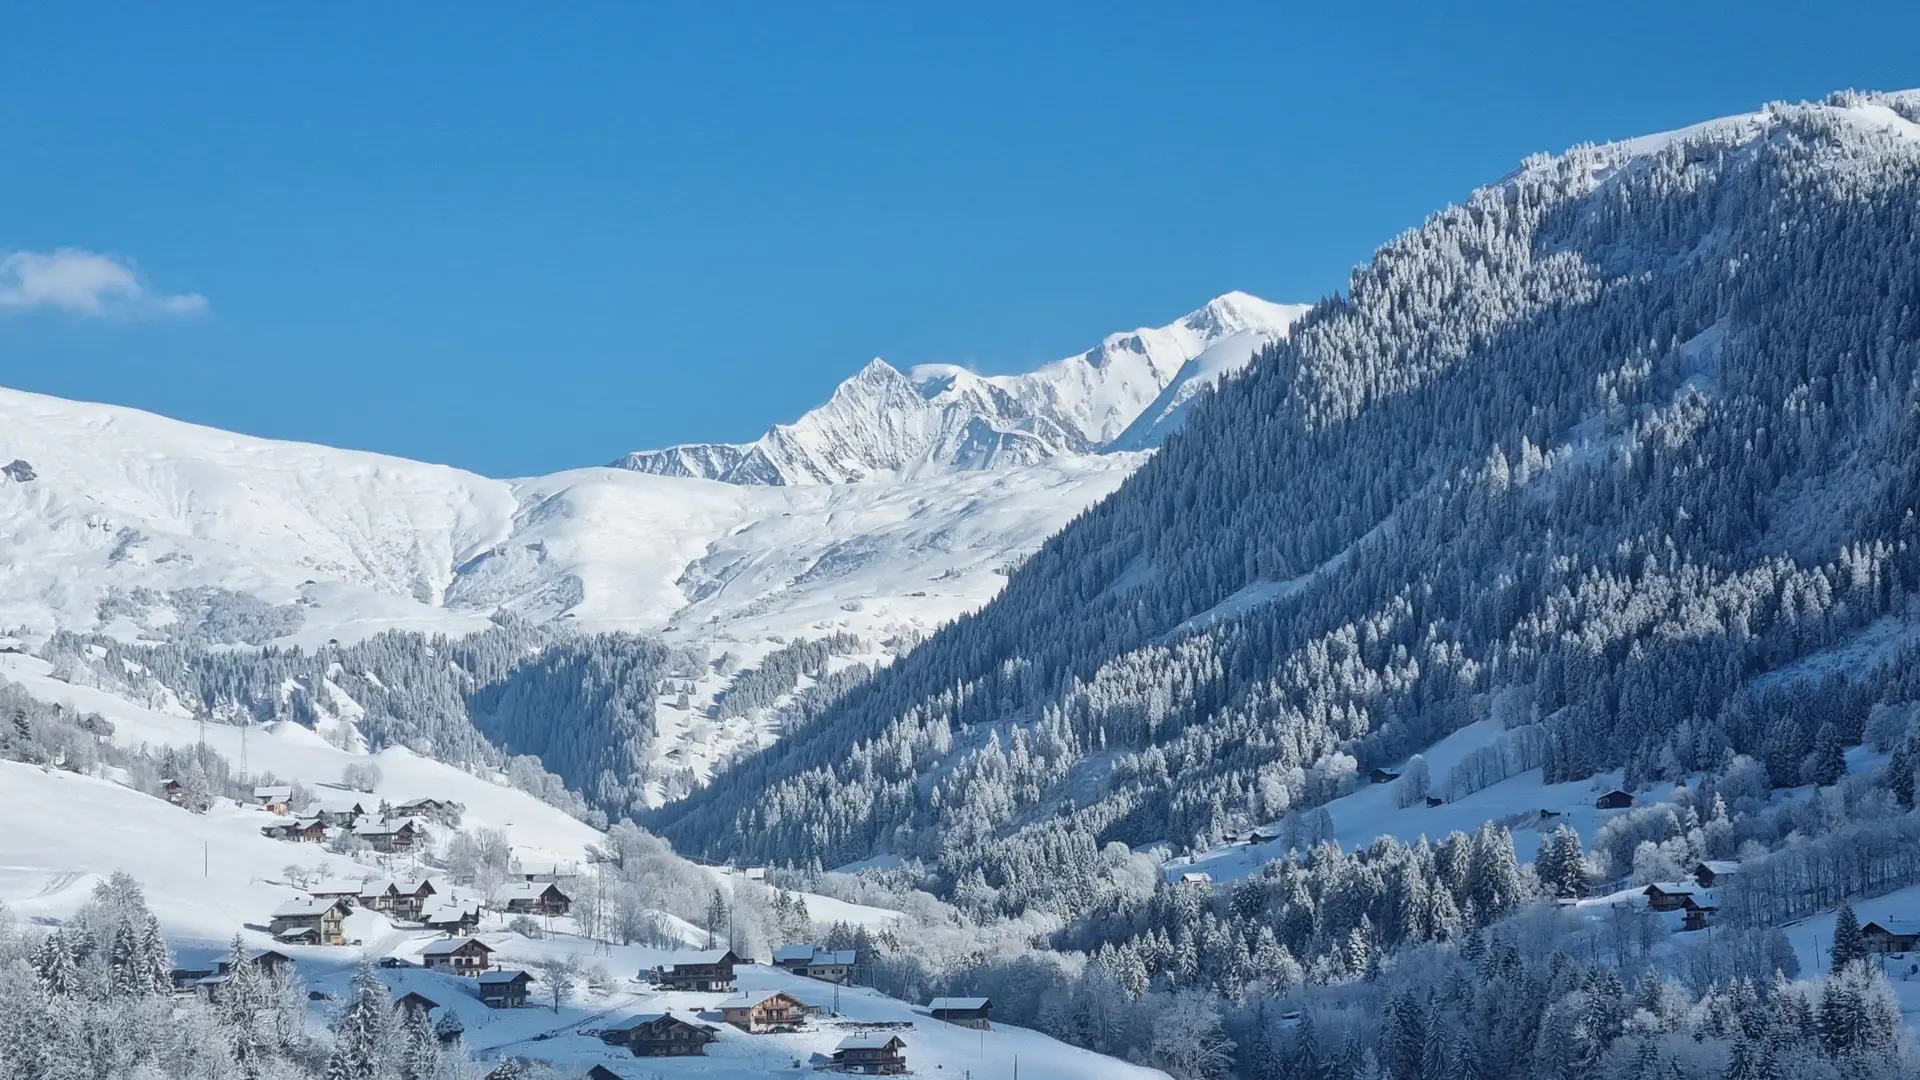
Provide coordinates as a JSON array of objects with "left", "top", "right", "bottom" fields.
[{"left": 204, "top": 840, "right": 209, "bottom": 878}]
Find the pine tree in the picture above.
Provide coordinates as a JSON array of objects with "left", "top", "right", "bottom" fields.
[
  {"left": 136, "top": 914, "right": 171, "bottom": 995},
  {"left": 398, "top": 1005, "right": 439, "bottom": 1080},
  {"left": 326, "top": 960, "right": 391, "bottom": 1080},
  {"left": 1830, "top": 903, "right": 1867, "bottom": 972},
  {"left": 1808, "top": 723, "right": 1846, "bottom": 786},
  {"left": 31, "top": 930, "right": 78, "bottom": 997}
]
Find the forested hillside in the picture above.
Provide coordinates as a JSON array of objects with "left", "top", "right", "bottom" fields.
[{"left": 651, "top": 91, "right": 1920, "bottom": 913}]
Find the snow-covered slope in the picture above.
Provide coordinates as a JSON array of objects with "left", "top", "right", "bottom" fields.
[
  {"left": 0, "top": 656, "right": 1159, "bottom": 1078},
  {"left": 614, "top": 291, "right": 1307, "bottom": 484},
  {"left": 0, "top": 383, "right": 1135, "bottom": 652}
]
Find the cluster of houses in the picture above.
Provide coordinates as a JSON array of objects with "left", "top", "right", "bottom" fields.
[
  {"left": 1631, "top": 860, "right": 1741, "bottom": 932},
  {"left": 265, "top": 872, "right": 518, "bottom": 946},
  {"left": 771, "top": 943, "right": 859, "bottom": 984},
  {"left": 256, "top": 791, "right": 432, "bottom": 853}
]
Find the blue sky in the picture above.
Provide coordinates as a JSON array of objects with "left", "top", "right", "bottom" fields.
[{"left": 3, "top": 4, "right": 1917, "bottom": 477}]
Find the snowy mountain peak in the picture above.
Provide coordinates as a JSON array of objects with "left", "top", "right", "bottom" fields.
[{"left": 615, "top": 292, "right": 1308, "bottom": 486}]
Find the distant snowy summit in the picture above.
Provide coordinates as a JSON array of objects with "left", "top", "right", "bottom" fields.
[{"left": 612, "top": 291, "right": 1312, "bottom": 485}]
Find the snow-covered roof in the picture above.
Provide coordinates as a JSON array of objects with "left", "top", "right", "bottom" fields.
[
  {"left": 1864, "top": 918, "right": 1920, "bottom": 936},
  {"left": 421, "top": 937, "right": 490, "bottom": 956},
  {"left": 1645, "top": 881, "right": 1698, "bottom": 895},
  {"left": 717, "top": 990, "right": 786, "bottom": 1009},
  {"left": 253, "top": 785, "right": 292, "bottom": 800},
  {"left": 930, "top": 997, "right": 990, "bottom": 1011},
  {"left": 271, "top": 896, "right": 342, "bottom": 918},
  {"left": 837, "top": 1034, "right": 905, "bottom": 1050},
  {"left": 661, "top": 949, "right": 733, "bottom": 968},
  {"left": 772, "top": 943, "right": 816, "bottom": 963},
  {"left": 477, "top": 969, "right": 529, "bottom": 985},
  {"left": 1697, "top": 860, "right": 1740, "bottom": 874},
  {"left": 491, "top": 881, "right": 565, "bottom": 903},
  {"left": 812, "top": 949, "right": 857, "bottom": 965}
]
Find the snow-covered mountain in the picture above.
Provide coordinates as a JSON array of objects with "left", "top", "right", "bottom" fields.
[{"left": 612, "top": 291, "right": 1309, "bottom": 484}]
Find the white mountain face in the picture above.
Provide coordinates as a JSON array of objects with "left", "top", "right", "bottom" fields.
[
  {"left": 613, "top": 291, "right": 1309, "bottom": 484},
  {"left": 0, "top": 293, "right": 1297, "bottom": 795}
]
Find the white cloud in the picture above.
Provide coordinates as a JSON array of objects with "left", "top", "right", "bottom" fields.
[{"left": 0, "top": 248, "right": 207, "bottom": 317}]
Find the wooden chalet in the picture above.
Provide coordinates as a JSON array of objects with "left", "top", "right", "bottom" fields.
[
  {"left": 1425, "top": 795, "right": 1445, "bottom": 808},
  {"left": 312, "top": 799, "right": 367, "bottom": 827},
  {"left": 652, "top": 950, "right": 738, "bottom": 992},
  {"left": 253, "top": 785, "right": 293, "bottom": 814},
  {"left": 770, "top": 944, "right": 856, "bottom": 984},
  {"left": 717, "top": 989, "right": 814, "bottom": 1032},
  {"left": 393, "top": 991, "right": 440, "bottom": 1017},
  {"left": 1693, "top": 860, "right": 1741, "bottom": 888},
  {"left": 1369, "top": 768, "right": 1401, "bottom": 785},
  {"left": 601, "top": 1011, "right": 719, "bottom": 1056},
  {"left": 1178, "top": 871, "right": 1212, "bottom": 886},
  {"left": 269, "top": 897, "right": 349, "bottom": 946},
  {"left": 265, "top": 817, "right": 328, "bottom": 843},
  {"left": 395, "top": 797, "right": 449, "bottom": 816},
  {"left": 928, "top": 996, "right": 992, "bottom": 1030},
  {"left": 1642, "top": 883, "right": 1699, "bottom": 913},
  {"left": 309, "top": 879, "right": 364, "bottom": 904},
  {"left": 1862, "top": 919, "right": 1920, "bottom": 954},
  {"left": 1248, "top": 824, "right": 1284, "bottom": 843},
  {"left": 1680, "top": 894, "right": 1720, "bottom": 932},
  {"left": 477, "top": 969, "right": 531, "bottom": 1009},
  {"left": 422, "top": 901, "right": 481, "bottom": 935},
  {"left": 832, "top": 1033, "right": 907, "bottom": 1075},
  {"left": 492, "top": 880, "right": 572, "bottom": 916},
  {"left": 388, "top": 877, "right": 439, "bottom": 920},
  {"left": 1538, "top": 809, "right": 1564, "bottom": 822},
  {"left": 353, "top": 818, "right": 421, "bottom": 854},
  {"left": 162, "top": 779, "right": 183, "bottom": 804},
  {"left": 1595, "top": 789, "right": 1635, "bottom": 810},
  {"left": 421, "top": 936, "right": 493, "bottom": 975}
]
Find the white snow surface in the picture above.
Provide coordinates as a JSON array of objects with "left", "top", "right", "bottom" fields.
[{"left": 616, "top": 291, "right": 1307, "bottom": 484}]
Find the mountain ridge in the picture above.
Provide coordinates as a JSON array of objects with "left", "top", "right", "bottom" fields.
[{"left": 612, "top": 291, "right": 1309, "bottom": 484}]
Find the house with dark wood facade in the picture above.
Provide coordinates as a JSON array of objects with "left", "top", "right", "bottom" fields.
[
  {"left": 1595, "top": 789, "right": 1635, "bottom": 810},
  {"left": 651, "top": 950, "right": 738, "bottom": 992},
  {"left": 832, "top": 1034, "right": 907, "bottom": 1074},
  {"left": 600, "top": 1012, "right": 718, "bottom": 1056},
  {"left": 929, "top": 996, "right": 992, "bottom": 1029},
  {"left": 477, "top": 969, "right": 531, "bottom": 1009},
  {"left": 492, "top": 881, "right": 572, "bottom": 916},
  {"left": 1862, "top": 919, "right": 1920, "bottom": 953}
]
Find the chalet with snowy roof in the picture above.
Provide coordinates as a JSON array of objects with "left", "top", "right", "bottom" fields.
[
  {"left": 600, "top": 1012, "right": 718, "bottom": 1057},
  {"left": 832, "top": 1033, "right": 907, "bottom": 1074},
  {"left": 929, "top": 996, "right": 992, "bottom": 1029},
  {"left": 718, "top": 989, "right": 815, "bottom": 1032},
  {"left": 309, "top": 879, "right": 365, "bottom": 903},
  {"left": 770, "top": 944, "right": 857, "bottom": 983},
  {"left": 1693, "top": 860, "right": 1741, "bottom": 888},
  {"left": 1595, "top": 789, "right": 1635, "bottom": 810},
  {"left": 421, "top": 936, "right": 493, "bottom": 975},
  {"left": 358, "top": 879, "right": 400, "bottom": 912},
  {"left": 269, "top": 897, "right": 349, "bottom": 945},
  {"left": 168, "top": 966, "right": 215, "bottom": 994},
  {"left": 264, "top": 817, "right": 328, "bottom": 843},
  {"left": 477, "top": 969, "right": 531, "bottom": 1009},
  {"left": 311, "top": 799, "right": 367, "bottom": 826},
  {"left": 422, "top": 901, "right": 481, "bottom": 935},
  {"left": 162, "top": 779, "right": 183, "bottom": 804},
  {"left": 1862, "top": 919, "right": 1920, "bottom": 954},
  {"left": 395, "top": 797, "right": 449, "bottom": 815},
  {"left": 253, "top": 785, "right": 293, "bottom": 813},
  {"left": 492, "top": 880, "right": 572, "bottom": 916},
  {"left": 393, "top": 991, "right": 440, "bottom": 1017},
  {"left": 1425, "top": 795, "right": 1445, "bottom": 807},
  {"left": 1179, "top": 871, "right": 1213, "bottom": 886},
  {"left": 353, "top": 817, "right": 421, "bottom": 854},
  {"left": 1369, "top": 768, "right": 1401, "bottom": 785},
  {"left": 652, "top": 949, "right": 738, "bottom": 992},
  {"left": 1249, "top": 824, "right": 1284, "bottom": 843},
  {"left": 1642, "top": 883, "right": 1699, "bottom": 913},
  {"left": 1680, "top": 892, "right": 1720, "bottom": 932},
  {"left": 387, "top": 877, "right": 440, "bottom": 920}
]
